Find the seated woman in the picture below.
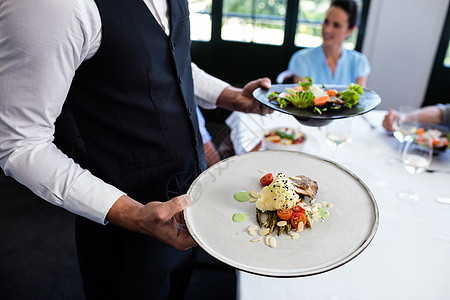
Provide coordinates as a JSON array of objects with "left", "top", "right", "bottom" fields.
[{"left": 288, "top": 0, "right": 370, "bottom": 87}]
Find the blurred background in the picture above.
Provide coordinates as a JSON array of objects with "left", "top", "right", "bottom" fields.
[{"left": 190, "top": 0, "right": 449, "bottom": 123}]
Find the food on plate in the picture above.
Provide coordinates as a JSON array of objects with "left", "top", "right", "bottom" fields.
[
  {"left": 231, "top": 172, "right": 332, "bottom": 247},
  {"left": 255, "top": 172, "right": 300, "bottom": 212},
  {"left": 259, "top": 173, "right": 274, "bottom": 186},
  {"left": 232, "top": 212, "right": 248, "bottom": 223},
  {"left": 233, "top": 191, "right": 252, "bottom": 202},
  {"left": 237, "top": 172, "right": 331, "bottom": 247},
  {"left": 268, "top": 76, "right": 363, "bottom": 114},
  {"left": 264, "top": 128, "right": 306, "bottom": 146},
  {"left": 414, "top": 127, "right": 449, "bottom": 151},
  {"left": 289, "top": 175, "right": 319, "bottom": 198}
]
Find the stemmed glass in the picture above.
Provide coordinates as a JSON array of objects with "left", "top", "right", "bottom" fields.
[
  {"left": 388, "top": 106, "right": 419, "bottom": 166},
  {"left": 397, "top": 138, "right": 433, "bottom": 203},
  {"left": 392, "top": 106, "right": 419, "bottom": 143},
  {"left": 325, "top": 118, "right": 352, "bottom": 150}
]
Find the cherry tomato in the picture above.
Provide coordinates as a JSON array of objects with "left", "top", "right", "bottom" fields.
[
  {"left": 292, "top": 202, "right": 306, "bottom": 213},
  {"left": 277, "top": 209, "right": 294, "bottom": 220},
  {"left": 260, "top": 173, "right": 273, "bottom": 186},
  {"left": 291, "top": 212, "right": 307, "bottom": 228}
]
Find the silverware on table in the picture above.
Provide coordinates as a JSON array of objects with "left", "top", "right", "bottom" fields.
[
  {"left": 361, "top": 115, "right": 377, "bottom": 130},
  {"left": 435, "top": 197, "right": 450, "bottom": 204},
  {"left": 425, "top": 168, "right": 450, "bottom": 174}
]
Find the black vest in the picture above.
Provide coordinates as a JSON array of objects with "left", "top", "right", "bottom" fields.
[{"left": 61, "top": 0, "right": 206, "bottom": 203}]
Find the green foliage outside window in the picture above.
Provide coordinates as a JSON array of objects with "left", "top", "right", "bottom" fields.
[
  {"left": 222, "top": 0, "right": 287, "bottom": 45},
  {"left": 189, "top": 0, "right": 362, "bottom": 49},
  {"left": 444, "top": 39, "right": 450, "bottom": 68}
]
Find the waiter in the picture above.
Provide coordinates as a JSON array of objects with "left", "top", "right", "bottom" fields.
[{"left": 0, "top": 0, "right": 272, "bottom": 298}]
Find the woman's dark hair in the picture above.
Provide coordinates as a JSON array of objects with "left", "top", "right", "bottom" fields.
[{"left": 330, "top": 0, "right": 359, "bottom": 28}]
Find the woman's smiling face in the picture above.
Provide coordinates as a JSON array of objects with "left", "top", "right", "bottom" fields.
[{"left": 322, "top": 6, "right": 355, "bottom": 48}]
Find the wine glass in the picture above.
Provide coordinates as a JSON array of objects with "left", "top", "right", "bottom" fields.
[
  {"left": 325, "top": 118, "right": 352, "bottom": 150},
  {"left": 388, "top": 106, "right": 419, "bottom": 166},
  {"left": 392, "top": 106, "right": 419, "bottom": 143},
  {"left": 397, "top": 138, "right": 433, "bottom": 203}
]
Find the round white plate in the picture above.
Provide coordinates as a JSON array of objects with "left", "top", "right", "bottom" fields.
[{"left": 184, "top": 150, "right": 379, "bottom": 277}]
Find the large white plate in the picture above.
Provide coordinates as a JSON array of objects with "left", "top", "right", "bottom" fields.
[{"left": 184, "top": 150, "right": 379, "bottom": 277}]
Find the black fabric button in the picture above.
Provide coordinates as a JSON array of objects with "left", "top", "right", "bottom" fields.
[
  {"left": 188, "top": 107, "right": 192, "bottom": 115},
  {"left": 195, "top": 137, "right": 199, "bottom": 146},
  {"left": 178, "top": 75, "right": 182, "bottom": 84},
  {"left": 170, "top": 42, "right": 175, "bottom": 51}
]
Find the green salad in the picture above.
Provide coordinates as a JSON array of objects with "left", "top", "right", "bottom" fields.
[{"left": 268, "top": 77, "right": 364, "bottom": 115}]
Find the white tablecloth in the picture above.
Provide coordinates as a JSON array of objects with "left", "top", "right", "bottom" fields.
[{"left": 226, "top": 110, "right": 450, "bottom": 300}]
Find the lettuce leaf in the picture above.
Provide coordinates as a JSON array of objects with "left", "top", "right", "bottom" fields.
[
  {"left": 286, "top": 90, "right": 314, "bottom": 108},
  {"left": 299, "top": 76, "right": 313, "bottom": 90},
  {"left": 277, "top": 98, "right": 289, "bottom": 108},
  {"left": 337, "top": 84, "right": 364, "bottom": 108},
  {"left": 348, "top": 83, "right": 364, "bottom": 95}
]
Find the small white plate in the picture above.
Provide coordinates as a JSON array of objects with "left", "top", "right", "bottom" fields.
[{"left": 184, "top": 150, "right": 379, "bottom": 277}]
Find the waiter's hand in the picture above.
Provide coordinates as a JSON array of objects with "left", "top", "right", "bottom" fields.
[
  {"left": 216, "top": 77, "right": 274, "bottom": 115},
  {"left": 107, "top": 194, "right": 197, "bottom": 250}
]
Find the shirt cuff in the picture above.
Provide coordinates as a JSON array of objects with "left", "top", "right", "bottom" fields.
[
  {"left": 64, "top": 170, "right": 125, "bottom": 224},
  {"left": 192, "top": 63, "right": 229, "bottom": 109},
  {"left": 436, "top": 103, "right": 450, "bottom": 127}
]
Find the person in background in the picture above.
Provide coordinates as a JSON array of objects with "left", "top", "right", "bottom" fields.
[
  {"left": 197, "top": 107, "right": 221, "bottom": 167},
  {"left": 0, "top": 0, "right": 272, "bottom": 299},
  {"left": 382, "top": 104, "right": 450, "bottom": 131},
  {"left": 288, "top": 0, "right": 370, "bottom": 87}
]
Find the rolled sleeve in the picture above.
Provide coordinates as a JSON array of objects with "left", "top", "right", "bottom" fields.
[{"left": 437, "top": 103, "right": 450, "bottom": 128}]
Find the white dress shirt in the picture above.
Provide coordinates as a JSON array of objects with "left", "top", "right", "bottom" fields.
[{"left": 0, "top": 0, "right": 228, "bottom": 223}]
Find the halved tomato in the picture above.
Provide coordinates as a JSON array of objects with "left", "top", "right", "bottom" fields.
[
  {"left": 260, "top": 173, "right": 273, "bottom": 186},
  {"left": 292, "top": 202, "right": 306, "bottom": 213},
  {"left": 291, "top": 212, "right": 307, "bottom": 228},
  {"left": 277, "top": 209, "right": 293, "bottom": 220}
]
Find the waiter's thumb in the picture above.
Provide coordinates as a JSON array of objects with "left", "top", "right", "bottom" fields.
[{"left": 165, "top": 195, "right": 193, "bottom": 216}]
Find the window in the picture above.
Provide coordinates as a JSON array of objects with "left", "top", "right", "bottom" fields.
[
  {"left": 221, "top": 0, "right": 287, "bottom": 45},
  {"left": 294, "top": 0, "right": 362, "bottom": 50},
  {"left": 444, "top": 38, "right": 450, "bottom": 68},
  {"left": 189, "top": 0, "right": 213, "bottom": 41}
]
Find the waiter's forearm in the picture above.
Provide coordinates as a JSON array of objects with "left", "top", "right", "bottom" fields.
[
  {"left": 106, "top": 194, "right": 145, "bottom": 232},
  {"left": 216, "top": 86, "right": 243, "bottom": 111}
]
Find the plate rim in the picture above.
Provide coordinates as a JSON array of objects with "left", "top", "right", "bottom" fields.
[{"left": 184, "top": 150, "right": 380, "bottom": 278}]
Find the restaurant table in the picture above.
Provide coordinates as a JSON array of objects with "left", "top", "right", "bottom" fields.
[{"left": 224, "top": 110, "right": 450, "bottom": 300}]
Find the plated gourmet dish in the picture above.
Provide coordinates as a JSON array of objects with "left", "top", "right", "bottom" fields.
[
  {"left": 264, "top": 128, "right": 306, "bottom": 147},
  {"left": 234, "top": 171, "right": 332, "bottom": 248},
  {"left": 414, "top": 126, "right": 449, "bottom": 152},
  {"left": 268, "top": 77, "right": 364, "bottom": 115}
]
